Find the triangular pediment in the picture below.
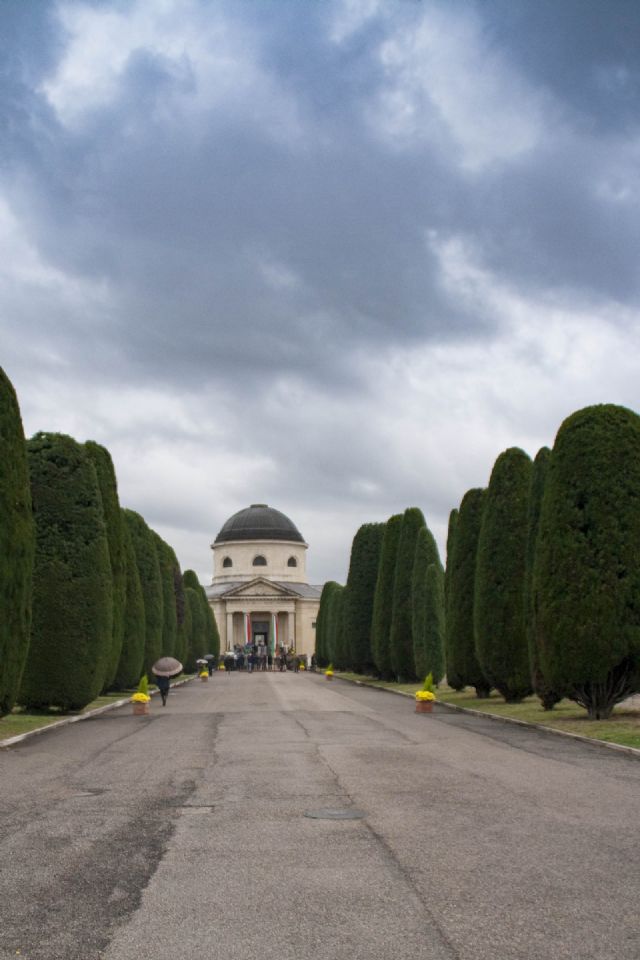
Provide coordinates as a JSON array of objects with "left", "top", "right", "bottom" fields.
[{"left": 220, "top": 577, "right": 298, "bottom": 599}]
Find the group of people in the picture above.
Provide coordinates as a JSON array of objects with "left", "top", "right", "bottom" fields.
[{"left": 222, "top": 645, "right": 309, "bottom": 673}]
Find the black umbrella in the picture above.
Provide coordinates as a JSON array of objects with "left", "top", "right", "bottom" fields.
[
  {"left": 204, "top": 653, "right": 215, "bottom": 661},
  {"left": 152, "top": 656, "right": 183, "bottom": 678}
]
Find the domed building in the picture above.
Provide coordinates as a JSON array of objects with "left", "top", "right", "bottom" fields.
[{"left": 206, "top": 504, "right": 322, "bottom": 657}]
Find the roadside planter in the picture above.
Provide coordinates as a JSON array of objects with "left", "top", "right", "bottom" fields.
[
  {"left": 131, "top": 674, "right": 151, "bottom": 715},
  {"left": 199, "top": 670, "right": 209, "bottom": 682},
  {"left": 131, "top": 692, "right": 150, "bottom": 716},
  {"left": 415, "top": 690, "right": 435, "bottom": 714},
  {"left": 325, "top": 666, "right": 334, "bottom": 681}
]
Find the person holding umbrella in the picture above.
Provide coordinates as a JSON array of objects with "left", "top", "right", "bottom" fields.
[{"left": 152, "top": 657, "right": 183, "bottom": 706}]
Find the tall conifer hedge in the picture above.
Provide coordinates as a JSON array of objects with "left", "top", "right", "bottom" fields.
[
  {"left": 525, "top": 447, "right": 562, "bottom": 710},
  {"left": 412, "top": 525, "right": 444, "bottom": 683},
  {"left": 371, "top": 514, "right": 402, "bottom": 679},
  {"left": 315, "top": 581, "right": 338, "bottom": 667},
  {"left": 343, "top": 522, "right": 385, "bottom": 674},
  {"left": 0, "top": 368, "right": 35, "bottom": 716},
  {"left": 84, "top": 441, "right": 126, "bottom": 691},
  {"left": 390, "top": 507, "right": 425, "bottom": 682},
  {"left": 444, "top": 490, "right": 489, "bottom": 696},
  {"left": 154, "top": 533, "right": 179, "bottom": 659},
  {"left": 533, "top": 405, "right": 640, "bottom": 718},
  {"left": 123, "top": 510, "right": 163, "bottom": 676},
  {"left": 475, "top": 449, "right": 533, "bottom": 702},
  {"left": 20, "top": 433, "right": 112, "bottom": 710},
  {"left": 112, "top": 517, "right": 146, "bottom": 690}
]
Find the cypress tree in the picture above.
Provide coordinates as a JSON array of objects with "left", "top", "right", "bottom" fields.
[
  {"left": 390, "top": 507, "right": 425, "bottom": 682},
  {"left": 0, "top": 368, "right": 35, "bottom": 716},
  {"left": 371, "top": 514, "right": 403, "bottom": 679},
  {"left": 475, "top": 449, "right": 533, "bottom": 702},
  {"left": 183, "top": 569, "right": 218, "bottom": 661},
  {"left": 123, "top": 510, "right": 163, "bottom": 676},
  {"left": 84, "top": 441, "right": 126, "bottom": 691},
  {"left": 153, "top": 533, "right": 179, "bottom": 658},
  {"left": 112, "top": 517, "right": 146, "bottom": 689},
  {"left": 445, "top": 491, "right": 490, "bottom": 696},
  {"left": 444, "top": 508, "right": 458, "bottom": 608},
  {"left": 315, "top": 581, "right": 337, "bottom": 667},
  {"left": 343, "top": 522, "right": 385, "bottom": 675},
  {"left": 525, "top": 447, "right": 562, "bottom": 710},
  {"left": 533, "top": 405, "right": 640, "bottom": 719},
  {"left": 174, "top": 563, "right": 187, "bottom": 664},
  {"left": 184, "top": 585, "right": 205, "bottom": 672},
  {"left": 20, "top": 433, "right": 112, "bottom": 710},
  {"left": 328, "top": 584, "right": 346, "bottom": 669},
  {"left": 412, "top": 526, "right": 444, "bottom": 683}
]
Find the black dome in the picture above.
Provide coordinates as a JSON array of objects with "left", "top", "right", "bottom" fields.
[{"left": 214, "top": 504, "right": 305, "bottom": 544}]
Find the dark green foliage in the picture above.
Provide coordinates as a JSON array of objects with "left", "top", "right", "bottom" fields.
[
  {"left": 475, "top": 449, "right": 533, "bottom": 702},
  {"left": 525, "top": 447, "right": 562, "bottom": 710},
  {"left": 390, "top": 507, "right": 425, "bottom": 682},
  {"left": 123, "top": 510, "right": 163, "bottom": 676},
  {"left": 328, "top": 584, "right": 346, "bottom": 669},
  {"left": 20, "top": 433, "right": 112, "bottom": 711},
  {"left": 533, "top": 405, "right": 640, "bottom": 719},
  {"left": 343, "top": 523, "right": 385, "bottom": 674},
  {"left": 315, "top": 581, "right": 338, "bottom": 667},
  {"left": 412, "top": 526, "right": 444, "bottom": 683},
  {"left": 182, "top": 569, "right": 218, "bottom": 663},
  {"left": 0, "top": 368, "right": 35, "bottom": 716},
  {"left": 444, "top": 508, "right": 458, "bottom": 608},
  {"left": 174, "top": 563, "right": 187, "bottom": 664},
  {"left": 371, "top": 514, "right": 403, "bottom": 679},
  {"left": 112, "top": 518, "right": 145, "bottom": 690},
  {"left": 153, "top": 534, "right": 179, "bottom": 659},
  {"left": 183, "top": 585, "right": 205, "bottom": 672},
  {"left": 84, "top": 441, "right": 126, "bottom": 691},
  {"left": 445, "top": 490, "right": 490, "bottom": 696}
]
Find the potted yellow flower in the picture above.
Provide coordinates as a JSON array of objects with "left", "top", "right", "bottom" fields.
[
  {"left": 415, "top": 672, "right": 436, "bottom": 714},
  {"left": 131, "top": 674, "right": 151, "bottom": 716},
  {"left": 325, "top": 663, "right": 334, "bottom": 681},
  {"left": 199, "top": 669, "right": 209, "bottom": 682}
]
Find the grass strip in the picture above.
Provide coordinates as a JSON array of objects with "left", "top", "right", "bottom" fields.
[
  {"left": 0, "top": 675, "right": 193, "bottom": 741},
  {"left": 335, "top": 673, "right": 640, "bottom": 750}
]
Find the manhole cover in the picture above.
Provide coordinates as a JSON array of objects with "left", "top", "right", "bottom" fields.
[{"left": 304, "top": 808, "right": 366, "bottom": 820}]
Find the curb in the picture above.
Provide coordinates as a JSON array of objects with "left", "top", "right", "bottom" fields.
[
  {"left": 333, "top": 674, "right": 640, "bottom": 761},
  {"left": 0, "top": 676, "right": 196, "bottom": 750}
]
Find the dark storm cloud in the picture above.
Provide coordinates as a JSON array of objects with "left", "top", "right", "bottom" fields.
[{"left": 2, "top": 0, "right": 637, "bottom": 402}]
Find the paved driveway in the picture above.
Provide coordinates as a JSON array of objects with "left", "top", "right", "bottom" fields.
[{"left": 1, "top": 672, "right": 638, "bottom": 959}]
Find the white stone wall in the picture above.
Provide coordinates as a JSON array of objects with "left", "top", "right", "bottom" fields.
[{"left": 211, "top": 539, "right": 308, "bottom": 583}]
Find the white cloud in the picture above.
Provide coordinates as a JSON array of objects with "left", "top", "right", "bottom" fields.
[
  {"left": 43, "top": 0, "right": 303, "bottom": 141},
  {"left": 368, "top": 6, "right": 548, "bottom": 170}
]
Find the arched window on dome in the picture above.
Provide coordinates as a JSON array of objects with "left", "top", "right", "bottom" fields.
[
  {"left": 222, "top": 556, "right": 233, "bottom": 568},
  {"left": 287, "top": 556, "right": 297, "bottom": 567},
  {"left": 253, "top": 555, "right": 267, "bottom": 566}
]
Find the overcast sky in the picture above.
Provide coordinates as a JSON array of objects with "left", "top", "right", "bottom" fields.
[{"left": 2, "top": 0, "right": 639, "bottom": 585}]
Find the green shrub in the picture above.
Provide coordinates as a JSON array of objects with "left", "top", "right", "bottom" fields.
[
  {"left": 371, "top": 514, "right": 403, "bottom": 679},
  {"left": 84, "top": 441, "right": 126, "bottom": 691},
  {"left": 533, "top": 405, "right": 640, "bottom": 718},
  {"left": 412, "top": 526, "right": 444, "bottom": 684},
  {"left": 20, "top": 433, "right": 112, "bottom": 711},
  {"left": 445, "top": 490, "right": 489, "bottom": 696},
  {"left": 475, "top": 449, "right": 533, "bottom": 702},
  {"left": 0, "top": 367, "right": 35, "bottom": 716},
  {"left": 390, "top": 508, "right": 426, "bottom": 682},
  {"left": 123, "top": 510, "right": 163, "bottom": 676},
  {"left": 112, "top": 516, "right": 146, "bottom": 689},
  {"left": 343, "top": 523, "right": 385, "bottom": 674}
]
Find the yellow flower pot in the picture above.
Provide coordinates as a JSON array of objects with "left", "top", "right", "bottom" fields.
[
  {"left": 132, "top": 701, "right": 150, "bottom": 716},
  {"left": 415, "top": 701, "right": 433, "bottom": 713}
]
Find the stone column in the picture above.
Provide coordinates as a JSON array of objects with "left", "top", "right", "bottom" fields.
[{"left": 226, "top": 611, "right": 234, "bottom": 651}]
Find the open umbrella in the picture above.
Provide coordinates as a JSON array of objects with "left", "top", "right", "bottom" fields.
[
  {"left": 203, "top": 653, "right": 215, "bottom": 661},
  {"left": 196, "top": 658, "right": 208, "bottom": 666},
  {"left": 152, "top": 656, "right": 183, "bottom": 678}
]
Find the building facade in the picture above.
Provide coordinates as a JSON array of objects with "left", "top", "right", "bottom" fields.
[{"left": 205, "top": 504, "right": 322, "bottom": 658}]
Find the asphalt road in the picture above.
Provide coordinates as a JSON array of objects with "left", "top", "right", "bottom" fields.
[{"left": 1, "top": 672, "right": 639, "bottom": 960}]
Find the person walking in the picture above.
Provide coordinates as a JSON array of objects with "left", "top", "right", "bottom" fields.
[{"left": 154, "top": 673, "right": 170, "bottom": 706}]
